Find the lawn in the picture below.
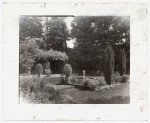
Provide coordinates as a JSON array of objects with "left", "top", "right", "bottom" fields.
[
  {"left": 61, "top": 83, "right": 130, "bottom": 104},
  {"left": 19, "top": 74, "right": 130, "bottom": 104}
]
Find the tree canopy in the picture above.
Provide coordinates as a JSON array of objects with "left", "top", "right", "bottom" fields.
[
  {"left": 69, "top": 16, "right": 130, "bottom": 72},
  {"left": 19, "top": 16, "right": 130, "bottom": 74},
  {"left": 19, "top": 16, "right": 43, "bottom": 40},
  {"left": 44, "top": 17, "right": 69, "bottom": 52}
]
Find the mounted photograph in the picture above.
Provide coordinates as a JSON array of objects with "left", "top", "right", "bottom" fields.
[{"left": 19, "top": 16, "right": 130, "bottom": 104}]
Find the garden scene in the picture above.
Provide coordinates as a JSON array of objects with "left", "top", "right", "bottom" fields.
[{"left": 19, "top": 16, "right": 130, "bottom": 104}]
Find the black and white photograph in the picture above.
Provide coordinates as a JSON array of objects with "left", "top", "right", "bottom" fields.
[
  {"left": 1, "top": 1, "right": 148, "bottom": 121},
  {"left": 19, "top": 16, "right": 130, "bottom": 104}
]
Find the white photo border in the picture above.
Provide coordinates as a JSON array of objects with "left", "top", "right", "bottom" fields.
[{"left": 2, "top": 2, "right": 148, "bottom": 121}]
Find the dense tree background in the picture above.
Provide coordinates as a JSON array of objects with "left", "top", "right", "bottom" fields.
[
  {"left": 44, "top": 17, "right": 69, "bottom": 52},
  {"left": 19, "top": 16, "right": 43, "bottom": 40},
  {"left": 19, "top": 16, "right": 130, "bottom": 75},
  {"left": 19, "top": 16, "right": 69, "bottom": 74},
  {"left": 69, "top": 16, "right": 130, "bottom": 74}
]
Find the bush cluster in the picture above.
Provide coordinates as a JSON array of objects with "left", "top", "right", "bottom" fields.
[
  {"left": 20, "top": 76, "right": 74, "bottom": 104},
  {"left": 20, "top": 77, "right": 43, "bottom": 100},
  {"left": 120, "top": 75, "right": 129, "bottom": 83},
  {"left": 83, "top": 78, "right": 106, "bottom": 91},
  {"left": 19, "top": 37, "right": 38, "bottom": 74},
  {"left": 112, "top": 72, "right": 122, "bottom": 83},
  {"left": 112, "top": 72, "right": 129, "bottom": 83},
  {"left": 43, "top": 83, "right": 63, "bottom": 103}
]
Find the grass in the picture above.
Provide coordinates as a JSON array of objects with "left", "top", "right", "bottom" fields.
[
  {"left": 85, "top": 96, "right": 130, "bottom": 104},
  {"left": 62, "top": 82, "right": 130, "bottom": 104},
  {"left": 20, "top": 74, "right": 130, "bottom": 104}
]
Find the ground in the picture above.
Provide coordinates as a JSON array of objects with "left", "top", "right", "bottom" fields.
[
  {"left": 60, "top": 82, "right": 130, "bottom": 104},
  {"left": 20, "top": 74, "right": 130, "bottom": 104}
]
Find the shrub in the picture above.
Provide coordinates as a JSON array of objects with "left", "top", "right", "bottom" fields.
[
  {"left": 43, "top": 83, "right": 63, "bottom": 103},
  {"left": 45, "top": 62, "right": 52, "bottom": 76},
  {"left": 96, "top": 77, "right": 106, "bottom": 86},
  {"left": 64, "top": 64, "right": 72, "bottom": 77},
  {"left": 104, "top": 46, "right": 115, "bottom": 85},
  {"left": 83, "top": 79, "right": 99, "bottom": 91},
  {"left": 120, "top": 75, "right": 129, "bottom": 83},
  {"left": 19, "top": 38, "right": 38, "bottom": 74},
  {"left": 45, "top": 69, "right": 52, "bottom": 76},
  {"left": 19, "top": 76, "right": 43, "bottom": 101},
  {"left": 112, "top": 72, "right": 121, "bottom": 83},
  {"left": 45, "top": 62, "right": 50, "bottom": 69},
  {"left": 70, "top": 76, "right": 77, "bottom": 84},
  {"left": 42, "top": 76, "right": 62, "bottom": 84},
  {"left": 63, "top": 64, "right": 72, "bottom": 84},
  {"left": 20, "top": 76, "right": 65, "bottom": 103},
  {"left": 35, "top": 63, "right": 43, "bottom": 77},
  {"left": 118, "top": 49, "right": 126, "bottom": 75}
]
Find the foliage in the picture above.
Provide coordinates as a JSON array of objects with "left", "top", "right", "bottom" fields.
[
  {"left": 20, "top": 76, "right": 43, "bottom": 99},
  {"left": 19, "top": 37, "right": 38, "bottom": 74},
  {"left": 35, "top": 49, "right": 68, "bottom": 61},
  {"left": 35, "top": 63, "right": 43, "bottom": 77},
  {"left": 96, "top": 77, "right": 106, "bottom": 86},
  {"left": 104, "top": 46, "right": 115, "bottom": 85},
  {"left": 70, "top": 76, "right": 77, "bottom": 84},
  {"left": 44, "top": 62, "right": 51, "bottom": 76},
  {"left": 44, "top": 17, "right": 69, "bottom": 51},
  {"left": 19, "top": 16, "right": 43, "bottom": 40},
  {"left": 45, "top": 62, "right": 50, "bottom": 69},
  {"left": 45, "top": 69, "right": 52, "bottom": 76},
  {"left": 112, "top": 72, "right": 121, "bottom": 83},
  {"left": 20, "top": 76, "right": 74, "bottom": 103},
  {"left": 42, "top": 76, "right": 62, "bottom": 84},
  {"left": 64, "top": 64, "right": 72, "bottom": 77},
  {"left": 112, "top": 73, "right": 129, "bottom": 83},
  {"left": 120, "top": 75, "right": 129, "bottom": 83},
  {"left": 83, "top": 79, "right": 99, "bottom": 91},
  {"left": 118, "top": 49, "right": 126, "bottom": 75},
  {"left": 83, "top": 77, "right": 106, "bottom": 91},
  {"left": 43, "top": 83, "right": 63, "bottom": 103},
  {"left": 70, "top": 16, "right": 130, "bottom": 72}
]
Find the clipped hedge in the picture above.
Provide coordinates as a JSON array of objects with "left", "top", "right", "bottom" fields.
[
  {"left": 64, "top": 64, "right": 72, "bottom": 77},
  {"left": 35, "top": 63, "right": 43, "bottom": 77},
  {"left": 41, "top": 76, "right": 62, "bottom": 85}
]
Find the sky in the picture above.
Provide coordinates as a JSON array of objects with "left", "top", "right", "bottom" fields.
[{"left": 65, "top": 17, "right": 76, "bottom": 48}]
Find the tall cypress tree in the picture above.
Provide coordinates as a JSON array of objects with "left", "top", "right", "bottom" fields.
[
  {"left": 118, "top": 49, "right": 126, "bottom": 75},
  {"left": 104, "top": 45, "right": 115, "bottom": 85}
]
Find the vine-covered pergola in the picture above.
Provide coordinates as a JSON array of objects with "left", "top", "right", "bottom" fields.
[{"left": 34, "top": 49, "right": 68, "bottom": 73}]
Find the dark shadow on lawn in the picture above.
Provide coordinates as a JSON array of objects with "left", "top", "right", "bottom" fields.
[
  {"left": 73, "top": 84, "right": 89, "bottom": 91},
  {"left": 57, "top": 83, "right": 89, "bottom": 91},
  {"left": 83, "top": 96, "right": 130, "bottom": 104}
]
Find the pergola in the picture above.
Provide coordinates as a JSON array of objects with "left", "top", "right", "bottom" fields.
[{"left": 34, "top": 49, "right": 68, "bottom": 73}]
